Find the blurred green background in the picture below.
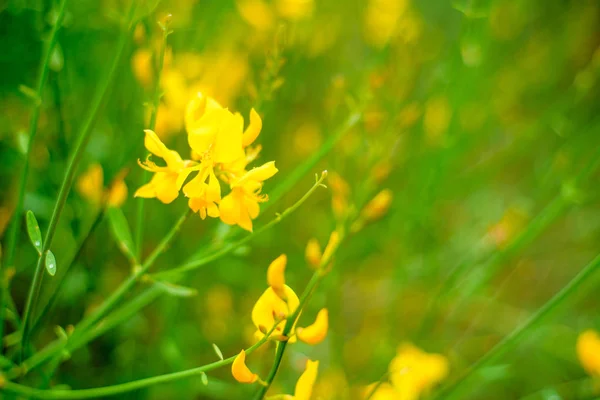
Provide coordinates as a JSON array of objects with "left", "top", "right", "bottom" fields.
[{"left": 1, "top": 0, "right": 600, "bottom": 398}]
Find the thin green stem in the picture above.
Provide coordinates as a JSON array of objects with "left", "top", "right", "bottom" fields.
[
  {"left": 134, "top": 17, "right": 171, "bottom": 260},
  {"left": 434, "top": 253, "right": 600, "bottom": 400},
  {"left": 19, "top": 1, "right": 139, "bottom": 361},
  {"left": 3, "top": 324, "right": 279, "bottom": 399},
  {"left": 153, "top": 171, "right": 330, "bottom": 280},
  {"left": 2, "top": 0, "right": 69, "bottom": 351},
  {"left": 253, "top": 226, "right": 344, "bottom": 400}
]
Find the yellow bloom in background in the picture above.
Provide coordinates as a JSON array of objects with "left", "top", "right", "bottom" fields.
[
  {"left": 577, "top": 329, "right": 600, "bottom": 377},
  {"left": 364, "top": 0, "right": 407, "bottom": 48},
  {"left": 424, "top": 95, "right": 452, "bottom": 144},
  {"left": 219, "top": 161, "right": 278, "bottom": 231},
  {"left": 275, "top": 0, "right": 314, "bottom": 21},
  {"left": 322, "top": 230, "right": 340, "bottom": 264},
  {"left": 232, "top": 350, "right": 258, "bottom": 383},
  {"left": 305, "top": 238, "right": 322, "bottom": 268},
  {"left": 267, "top": 254, "right": 287, "bottom": 299},
  {"left": 388, "top": 343, "right": 449, "bottom": 400},
  {"left": 236, "top": 0, "right": 275, "bottom": 31},
  {"left": 360, "top": 189, "right": 393, "bottom": 223},
  {"left": 131, "top": 48, "right": 153, "bottom": 89},
  {"left": 76, "top": 163, "right": 104, "bottom": 205},
  {"left": 135, "top": 130, "right": 193, "bottom": 204},
  {"left": 286, "top": 360, "right": 319, "bottom": 400},
  {"left": 252, "top": 284, "right": 299, "bottom": 342},
  {"left": 362, "top": 382, "right": 398, "bottom": 400},
  {"left": 328, "top": 171, "right": 350, "bottom": 220},
  {"left": 297, "top": 308, "right": 328, "bottom": 345},
  {"left": 106, "top": 175, "right": 128, "bottom": 208}
]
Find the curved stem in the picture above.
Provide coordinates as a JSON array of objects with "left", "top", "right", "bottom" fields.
[
  {"left": 134, "top": 17, "right": 171, "bottom": 260},
  {"left": 433, "top": 253, "right": 600, "bottom": 400},
  {"left": 19, "top": 0, "right": 139, "bottom": 360},
  {"left": 3, "top": 324, "right": 279, "bottom": 399},
  {"left": 2, "top": 0, "right": 69, "bottom": 348}
]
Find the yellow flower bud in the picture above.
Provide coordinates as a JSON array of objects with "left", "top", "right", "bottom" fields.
[
  {"left": 76, "top": 164, "right": 104, "bottom": 205},
  {"left": 267, "top": 254, "right": 287, "bottom": 299},
  {"left": 294, "top": 359, "right": 319, "bottom": 400},
  {"left": 577, "top": 329, "right": 600, "bottom": 377},
  {"left": 361, "top": 189, "right": 393, "bottom": 222},
  {"left": 322, "top": 231, "right": 340, "bottom": 264},
  {"left": 297, "top": 309, "right": 328, "bottom": 345},
  {"left": 305, "top": 238, "right": 322, "bottom": 268},
  {"left": 231, "top": 350, "right": 258, "bottom": 383},
  {"left": 106, "top": 179, "right": 128, "bottom": 208}
]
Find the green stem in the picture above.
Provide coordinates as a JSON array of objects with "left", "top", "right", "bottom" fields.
[
  {"left": 19, "top": 0, "right": 139, "bottom": 361},
  {"left": 2, "top": 0, "right": 69, "bottom": 350},
  {"left": 153, "top": 171, "right": 330, "bottom": 280},
  {"left": 3, "top": 324, "right": 279, "bottom": 399},
  {"left": 434, "top": 253, "right": 600, "bottom": 400},
  {"left": 253, "top": 227, "right": 344, "bottom": 400},
  {"left": 134, "top": 17, "right": 171, "bottom": 260}
]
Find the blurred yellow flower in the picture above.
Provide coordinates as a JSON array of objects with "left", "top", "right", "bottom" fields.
[
  {"left": 106, "top": 176, "right": 128, "bottom": 208},
  {"left": 322, "top": 230, "right": 340, "bottom": 264},
  {"left": 267, "top": 254, "right": 288, "bottom": 299},
  {"left": 131, "top": 49, "right": 153, "bottom": 88},
  {"left": 236, "top": 0, "right": 275, "bottom": 31},
  {"left": 361, "top": 189, "right": 393, "bottom": 223},
  {"left": 577, "top": 329, "right": 600, "bottom": 377},
  {"left": 232, "top": 349, "right": 258, "bottom": 383},
  {"left": 388, "top": 343, "right": 449, "bottom": 400},
  {"left": 276, "top": 0, "right": 314, "bottom": 21},
  {"left": 424, "top": 95, "right": 452, "bottom": 143},
  {"left": 305, "top": 238, "right": 322, "bottom": 268},
  {"left": 135, "top": 130, "right": 192, "bottom": 204},
  {"left": 364, "top": 0, "right": 407, "bottom": 48},
  {"left": 297, "top": 308, "right": 328, "bottom": 345},
  {"left": 77, "top": 164, "right": 104, "bottom": 205}
]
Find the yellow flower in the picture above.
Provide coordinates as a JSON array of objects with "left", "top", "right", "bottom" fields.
[
  {"left": 362, "top": 382, "right": 398, "bottom": 400},
  {"left": 297, "top": 308, "right": 328, "bottom": 345},
  {"left": 236, "top": 0, "right": 274, "bottom": 31},
  {"left": 183, "top": 165, "right": 221, "bottom": 219},
  {"left": 322, "top": 231, "right": 340, "bottom": 264},
  {"left": 275, "top": 0, "right": 314, "bottom": 21},
  {"left": 76, "top": 164, "right": 104, "bottom": 205},
  {"left": 291, "top": 360, "right": 319, "bottom": 400},
  {"left": 361, "top": 189, "right": 393, "bottom": 222},
  {"left": 424, "top": 95, "right": 452, "bottom": 143},
  {"left": 388, "top": 343, "right": 449, "bottom": 400},
  {"left": 219, "top": 161, "right": 278, "bottom": 231},
  {"left": 267, "top": 254, "right": 287, "bottom": 299},
  {"left": 252, "top": 284, "right": 299, "bottom": 342},
  {"left": 577, "top": 329, "right": 600, "bottom": 377},
  {"left": 232, "top": 350, "right": 258, "bottom": 383},
  {"left": 106, "top": 176, "right": 128, "bottom": 208},
  {"left": 305, "top": 238, "right": 322, "bottom": 268},
  {"left": 135, "top": 130, "right": 193, "bottom": 204}
]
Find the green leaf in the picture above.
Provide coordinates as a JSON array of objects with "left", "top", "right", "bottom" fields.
[
  {"left": 25, "top": 210, "right": 43, "bottom": 255},
  {"left": 45, "top": 250, "right": 57, "bottom": 276},
  {"left": 154, "top": 281, "right": 198, "bottom": 298},
  {"left": 212, "top": 343, "right": 223, "bottom": 361},
  {"left": 200, "top": 372, "right": 208, "bottom": 386},
  {"left": 107, "top": 207, "right": 137, "bottom": 264}
]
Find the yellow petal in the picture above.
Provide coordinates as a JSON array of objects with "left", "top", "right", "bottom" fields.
[
  {"left": 231, "top": 350, "right": 258, "bottom": 384},
  {"left": 294, "top": 359, "right": 319, "bottom": 400},
  {"left": 297, "top": 308, "right": 328, "bottom": 345},
  {"left": 235, "top": 161, "right": 278, "bottom": 187},
  {"left": 389, "top": 343, "right": 449, "bottom": 395},
  {"left": 267, "top": 254, "right": 287, "bottom": 299},
  {"left": 76, "top": 164, "right": 104, "bottom": 204},
  {"left": 212, "top": 110, "right": 245, "bottom": 164},
  {"left": 577, "top": 329, "right": 600, "bottom": 377},
  {"left": 143, "top": 129, "right": 183, "bottom": 169},
  {"left": 362, "top": 382, "right": 399, "bottom": 400},
  {"left": 219, "top": 192, "right": 242, "bottom": 226},
  {"left": 305, "top": 238, "right": 322, "bottom": 268},
  {"left": 242, "top": 108, "right": 262, "bottom": 147},
  {"left": 361, "top": 189, "right": 393, "bottom": 222}
]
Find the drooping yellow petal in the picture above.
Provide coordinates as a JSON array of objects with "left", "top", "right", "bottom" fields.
[
  {"left": 231, "top": 350, "right": 258, "bottom": 383},
  {"left": 294, "top": 359, "right": 319, "bottom": 400},
  {"left": 143, "top": 129, "right": 183, "bottom": 169},
  {"left": 305, "top": 238, "right": 322, "bottom": 268},
  {"left": 234, "top": 161, "right": 278, "bottom": 188},
  {"left": 297, "top": 309, "right": 328, "bottom": 345},
  {"left": 267, "top": 254, "right": 287, "bottom": 299},
  {"left": 242, "top": 108, "right": 262, "bottom": 147},
  {"left": 577, "top": 330, "right": 600, "bottom": 377}
]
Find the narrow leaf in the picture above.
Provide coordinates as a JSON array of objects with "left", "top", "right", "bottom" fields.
[
  {"left": 107, "top": 207, "right": 137, "bottom": 264},
  {"left": 45, "top": 250, "right": 57, "bottom": 276},
  {"left": 212, "top": 343, "right": 223, "bottom": 361},
  {"left": 200, "top": 372, "right": 208, "bottom": 386},
  {"left": 25, "top": 210, "right": 43, "bottom": 255},
  {"left": 154, "top": 281, "right": 198, "bottom": 298}
]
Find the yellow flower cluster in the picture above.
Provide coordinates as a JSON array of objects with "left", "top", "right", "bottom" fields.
[
  {"left": 231, "top": 254, "right": 329, "bottom": 398},
  {"left": 577, "top": 329, "right": 600, "bottom": 378},
  {"left": 76, "top": 163, "right": 128, "bottom": 208},
  {"left": 134, "top": 92, "right": 277, "bottom": 231},
  {"left": 365, "top": 343, "right": 449, "bottom": 400}
]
